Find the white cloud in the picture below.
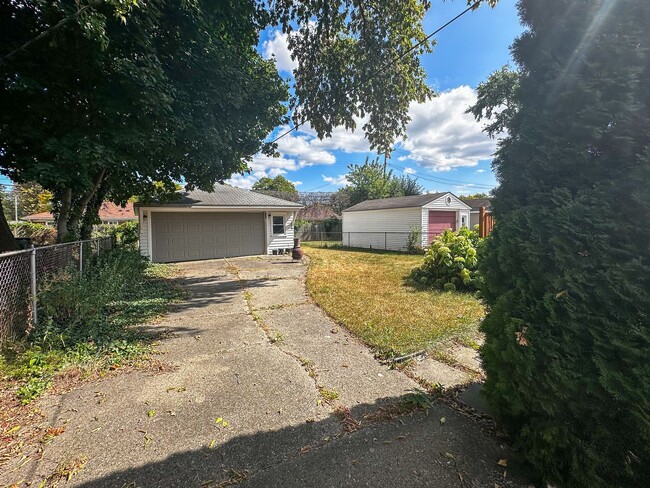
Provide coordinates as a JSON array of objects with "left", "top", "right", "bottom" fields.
[
  {"left": 476, "top": 169, "right": 486, "bottom": 173},
  {"left": 322, "top": 174, "right": 349, "bottom": 187},
  {"left": 226, "top": 173, "right": 258, "bottom": 190},
  {"left": 403, "top": 167, "right": 416, "bottom": 175},
  {"left": 262, "top": 30, "right": 297, "bottom": 73},
  {"left": 291, "top": 180, "right": 303, "bottom": 187},
  {"left": 275, "top": 130, "right": 337, "bottom": 166},
  {"left": 397, "top": 85, "right": 498, "bottom": 171}
]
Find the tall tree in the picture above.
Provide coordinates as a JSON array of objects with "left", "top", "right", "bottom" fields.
[
  {"left": 0, "top": 1, "right": 288, "bottom": 243},
  {"left": 13, "top": 183, "right": 53, "bottom": 217},
  {"left": 252, "top": 175, "right": 298, "bottom": 195},
  {"left": 471, "top": 0, "right": 650, "bottom": 485},
  {"left": 336, "top": 157, "right": 423, "bottom": 209}
]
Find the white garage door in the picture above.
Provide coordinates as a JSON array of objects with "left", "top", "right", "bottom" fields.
[{"left": 151, "top": 212, "right": 265, "bottom": 263}]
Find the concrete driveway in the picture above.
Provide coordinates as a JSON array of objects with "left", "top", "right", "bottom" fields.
[{"left": 2, "top": 256, "right": 526, "bottom": 487}]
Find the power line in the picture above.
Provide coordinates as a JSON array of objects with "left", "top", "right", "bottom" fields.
[
  {"left": 268, "top": 0, "right": 483, "bottom": 146},
  {"left": 387, "top": 162, "right": 495, "bottom": 190}
]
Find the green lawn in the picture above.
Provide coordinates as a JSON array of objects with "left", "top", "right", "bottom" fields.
[{"left": 304, "top": 245, "right": 484, "bottom": 357}]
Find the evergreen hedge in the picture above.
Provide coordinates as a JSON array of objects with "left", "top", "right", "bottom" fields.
[{"left": 478, "top": 0, "right": 650, "bottom": 486}]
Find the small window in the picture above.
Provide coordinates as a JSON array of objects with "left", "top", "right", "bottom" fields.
[
  {"left": 461, "top": 215, "right": 467, "bottom": 227},
  {"left": 272, "top": 215, "right": 285, "bottom": 235}
]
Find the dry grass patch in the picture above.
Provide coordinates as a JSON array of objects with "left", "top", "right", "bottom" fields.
[{"left": 304, "top": 246, "right": 484, "bottom": 357}]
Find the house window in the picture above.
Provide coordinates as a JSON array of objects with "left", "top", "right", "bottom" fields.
[
  {"left": 272, "top": 215, "right": 285, "bottom": 235},
  {"left": 461, "top": 215, "right": 467, "bottom": 228}
]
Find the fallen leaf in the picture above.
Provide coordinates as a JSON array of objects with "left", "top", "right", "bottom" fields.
[
  {"left": 208, "top": 439, "right": 217, "bottom": 449},
  {"left": 216, "top": 417, "right": 223, "bottom": 424},
  {"left": 439, "top": 417, "right": 446, "bottom": 425},
  {"left": 497, "top": 459, "right": 508, "bottom": 467},
  {"left": 147, "top": 410, "right": 156, "bottom": 418}
]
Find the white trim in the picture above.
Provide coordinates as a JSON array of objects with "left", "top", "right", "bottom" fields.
[
  {"left": 271, "top": 214, "right": 286, "bottom": 236},
  {"left": 147, "top": 209, "right": 152, "bottom": 258},
  {"left": 422, "top": 192, "right": 472, "bottom": 210}
]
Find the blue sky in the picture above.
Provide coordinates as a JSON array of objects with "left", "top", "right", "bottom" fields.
[
  {"left": 228, "top": 0, "right": 524, "bottom": 195},
  {"left": 1, "top": 0, "right": 523, "bottom": 196}
]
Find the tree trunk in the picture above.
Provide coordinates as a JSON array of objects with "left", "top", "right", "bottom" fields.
[
  {"left": 80, "top": 181, "right": 109, "bottom": 240},
  {"left": 56, "top": 188, "right": 72, "bottom": 242},
  {"left": 0, "top": 197, "right": 18, "bottom": 252},
  {"left": 67, "top": 169, "right": 107, "bottom": 240}
]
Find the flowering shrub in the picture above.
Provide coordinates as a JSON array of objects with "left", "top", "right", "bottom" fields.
[{"left": 410, "top": 227, "right": 482, "bottom": 292}]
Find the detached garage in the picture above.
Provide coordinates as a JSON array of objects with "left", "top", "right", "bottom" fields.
[
  {"left": 137, "top": 184, "right": 302, "bottom": 262},
  {"left": 342, "top": 193, "right": 471, "bottom": 251}
]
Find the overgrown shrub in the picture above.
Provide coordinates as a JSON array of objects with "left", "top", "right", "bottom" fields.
[
  {"left": 410, "top": 227, "right": 482, "bottom": 291},
  {"left": 1, "top": 249, "right": 182, "bottom": 402},
  {"left": 10, "top": 222, "right": 57, "bottom": 245},
  {"left": 94, "top": 221, "right": 139, "bottom": 246},
  {"left": 36, "top": 250, "right": 152, "bottom": 343},
  {"left": 406, "top": 226, "right": 424, "bottom": 254}
]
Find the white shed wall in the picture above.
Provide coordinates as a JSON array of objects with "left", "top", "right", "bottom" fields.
[{"left": 342, "top": 207, "right": 422, "bottom": 251}]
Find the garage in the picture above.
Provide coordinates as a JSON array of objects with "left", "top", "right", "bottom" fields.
[
  {"left": 342, "top": 192, "right": 471, "bottom": 251},
  {"left": 427, "top": 210, "right": 457, "bottom": 243},
  {"left": 151, "top": 212, "right": 265, "bottom": 263},
  {"left": 138, "top": 184, "right": 302, "bottom": 263}
]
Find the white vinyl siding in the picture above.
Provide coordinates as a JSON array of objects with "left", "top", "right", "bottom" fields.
[
  {"left": 342, "top": 207, "right": 422, "bottom": 251},
  {"left": 470, "top": 211, "right": 480, "bottom": 229},
  {"left": 420, "top": 194, "right": 472, "bottom": 245},
  {"left": 267, "top": 211, "right": 295, "bottom": 253},
  {"left": 139, "top": 208, "right": 150, "bottom": 258}
]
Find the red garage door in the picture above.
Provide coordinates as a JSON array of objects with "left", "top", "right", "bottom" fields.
[{"left": 428, "top": 211, "right": 456, "bottom": 243}]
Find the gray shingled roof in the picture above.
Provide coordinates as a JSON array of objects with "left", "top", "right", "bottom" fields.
[
  {"left": 147, "top": 183, "right": 302, "bottom": 208},
  {"left": 462, "top": 198, "right": 492, "bottom": 211},
  {"left": 343, "top": 193, "right": 447, "bottom": 212}
]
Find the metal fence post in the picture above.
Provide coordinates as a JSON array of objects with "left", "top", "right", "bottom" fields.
[
  {"left": 385, "top": 232, "right": 387, "bottom": 250},
  {"left": 30, "top": 245, "right": 37, "bottom": 326}
]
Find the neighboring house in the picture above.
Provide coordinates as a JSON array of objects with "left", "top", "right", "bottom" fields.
[
  {"left": 462, "top": 198, "right": 493, "bottom": 229},
  {"left": 22, "top": 202, "right": 136, "bottom": 226},
  {"left": 342, "top": 192, "right": 471, "bottom": 251},
  {"left": 136, "top": 184, "right": 302, "bottom": 263}
]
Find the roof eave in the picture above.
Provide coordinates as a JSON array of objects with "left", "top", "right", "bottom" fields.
[{"left": 136, "top": 204, "right": 302, "bottom": 210}]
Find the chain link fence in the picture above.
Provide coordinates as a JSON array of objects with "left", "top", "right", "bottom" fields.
[
  {"left": 0, "top": 237, "right": 114, "bottom": 343},
  {"left": 299, "top": 231, "right": 422, "bottom": 253}
]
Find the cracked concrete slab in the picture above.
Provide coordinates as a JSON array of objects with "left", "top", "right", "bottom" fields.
[
  {"left": 448, "top": 345, "right": 483, "bottom": 373},
  {"left": 412, "top": 358, "right": 473, "bottom": 388},
  {"left": 259, "top": 304, "right": 415, "bottom": 412},
  {"left": 1, "top": 255, "right": 528, "bottom": 488}
]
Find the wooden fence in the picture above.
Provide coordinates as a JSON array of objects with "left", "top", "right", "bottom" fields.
[{"left": 479, "top": 206, "right": 494, "bottom": 238}]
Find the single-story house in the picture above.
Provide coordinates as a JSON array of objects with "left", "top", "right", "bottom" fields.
[
  {"left": 137, "top": 184, "right": 302, "bottom": 263},
  {"left": 462, "top": 198, "right": 492, "bottom": 228},
  {"left": 22, "top": 202, "right": 136, "bottom": 226},
  {"left": 342, "top": 192, "right": 471, "bottom": 251}
]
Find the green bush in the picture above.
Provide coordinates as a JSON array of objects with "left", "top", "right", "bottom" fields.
[
  {"left": 410, "top": 227, "right": 481, "bottom": 291},
  {"left": 406, "top": 226, "right": 424, "bottom": 254},
  {"left": 10, "top": 221, "right": 57, "bottom": 246},
  {"left": 95, "top": 221, "right": 139, "bottom": 246},
  {"left": 474, "top": 0, "right": 650, "bottom": 485}
]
